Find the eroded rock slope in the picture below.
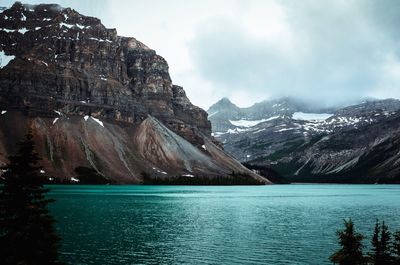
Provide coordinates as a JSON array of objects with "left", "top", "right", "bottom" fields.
[{"left": 0, "top": 2, "right": 270, "bottom": 184}]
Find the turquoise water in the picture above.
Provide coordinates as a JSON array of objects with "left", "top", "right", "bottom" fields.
[{"left": 48, "top": 185, "right": 400, "bottom": 265}]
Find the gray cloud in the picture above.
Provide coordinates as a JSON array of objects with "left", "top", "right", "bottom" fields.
[
  {"left": 3, "top": 0, "right": 400, "bottom": 108},
  {"left": 190, "top": 0, "right": 400, "bottom": 106}
]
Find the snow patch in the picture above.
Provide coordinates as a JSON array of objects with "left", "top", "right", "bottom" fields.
[
  {"left": 292, "top": 112, "right": 333, "bottom": 121},
  {"left": 226, "top": 127, "right": 251, "bottom": 134},
  {"left": 88, "top": 37, "right": 112, "bottom": 43},
  {"left": 213, "top": 132, "right": 225, "bottom": 136},
  {"left": 53, "top": 118, "right": 59, "bottom": 124},
  {"left": 229, "top": 116, "right": 279, "bottom": 127},
  {"left": 54, "top": 110, "right": 61, "bottom": 115},
  {"left": 252, "top": 128, "right": 266, "bottom": 134},
  {"left": 1, "top": 110, "right": 7, "bottom": 115},
  {"left": 18, "top": 28, "right": 28, "bottom": 34},
  {"left": 91, "top": 117, "right": 104, "bottom": 127},
  {"left": 201, "top": 145, "right": 206, "bottom": 150},
  {"left": 276, "top": 128, "right": 294, "bottom": 132},
  {"left": 76, "top": 24, "right": 86, "bottom": 30},
  {"left": 59, "top": 22, "right": 87, "bottom": 29},
  {"left": 84, "top": 115, "right": 89, "bottom": 121},
  {"left": 1, "top": 28, "right": 15, "bottom": 33},
  {"left": 71, "top": 177, "right": 80, "bottom": 182},
  {"left": 208, "top": 111, "right": 218, "bottom": 118},
  {"left": 59, "top": 22, "right": 73, "bottom": 28},
  {"left": 152, "top": 167, "right": 168, "bottom": 175},
  {"left": 40, "top": 169, "right": 45, "bottom": 174},
  {"left": 182, "top": 174, "right": 195, "bottom": 178},
  {"left": 0, "top": 51, "right": 15, "bottom": 68}
]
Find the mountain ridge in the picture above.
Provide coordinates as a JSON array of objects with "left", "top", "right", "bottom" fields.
[
  {"left": 0, "top": 2, "right": 271, "bottom": 184},
  {"left": 208, "top": 97, "right": 400, "bottom": 183}
]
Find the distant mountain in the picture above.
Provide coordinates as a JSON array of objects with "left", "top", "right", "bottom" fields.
[
  {"left": 208, "top": 97, "right": 338, "bottom": 133},
  {"left": 0, "top": 2, "right": 270, "bottom": 184},
  {"left": 207, "top": 97, "right": 400, "bottom": 183}
]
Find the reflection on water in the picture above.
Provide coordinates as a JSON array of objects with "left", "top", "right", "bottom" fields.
[{"left": 48, "top": 185, "right": 400, "bottom": 265}]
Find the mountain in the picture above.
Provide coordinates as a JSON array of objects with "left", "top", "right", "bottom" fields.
[
  {"left": 208, "top": 97, "right": 338, "bottom": 133},
  {"left": 207, "top": 97, "right": 400, "bottom": 183},
  {"left": 0, "top": 2, "right": 271, "bottom": 184}
]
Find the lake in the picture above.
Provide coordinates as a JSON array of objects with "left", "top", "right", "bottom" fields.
[{"left": 48, "top": 184, "right": 400, "bottom": 265}]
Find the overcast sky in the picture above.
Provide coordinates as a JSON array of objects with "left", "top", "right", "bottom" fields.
[{"left": 4, "top": 0, "right": 400, "bottom": 109}]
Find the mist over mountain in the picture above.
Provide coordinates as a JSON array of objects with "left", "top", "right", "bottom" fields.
[{"left": 4, "top": 0, "right": 400, "bottom": 109}]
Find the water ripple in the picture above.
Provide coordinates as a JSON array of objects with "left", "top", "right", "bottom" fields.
[{"left": 48, "top": 184, "right": 400, "bottom": 265}]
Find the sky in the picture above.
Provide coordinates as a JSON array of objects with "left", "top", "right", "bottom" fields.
[{"left": 3, "top": 0, "right": 400, "bottom": 109}]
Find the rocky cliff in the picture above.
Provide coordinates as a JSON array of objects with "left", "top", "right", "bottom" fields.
[{"left": 0, "top": 2, "right": 270, "bottom": 184}]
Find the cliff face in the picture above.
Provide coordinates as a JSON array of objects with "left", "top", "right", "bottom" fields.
[
  {"left": 0, "top": 2, "right": 270, "bottom": 184},
  {"left": 0, "top": 2, "right": 209, "bottom": 140}
]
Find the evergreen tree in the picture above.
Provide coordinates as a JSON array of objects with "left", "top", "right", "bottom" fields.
[
  {"left": 369, "top": 220, "right": 394, "bottom": 265},
  {"left": 0, "top": 131, "right": 63, "bottom": 265},
  {"left": 394, "top": 230, "right": 400, "bottom": 264},
  {"left": 370, "top": 220, "right": 381, "bottom": 264},
  {"left": 330, "top": 219, "right": 365, "bottom": 265},
  {"left": 380, "top": 221, "right": 393, "bottom": 264}
]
